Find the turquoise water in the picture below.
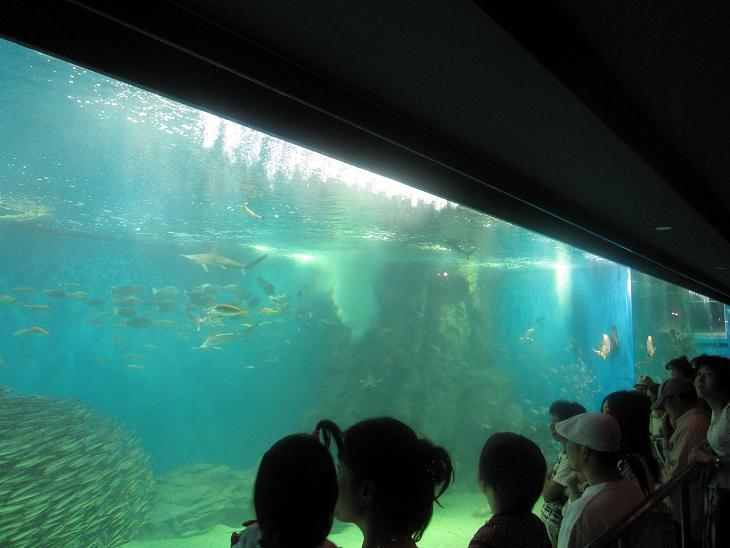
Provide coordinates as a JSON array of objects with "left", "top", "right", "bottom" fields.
[{"left": 0, "top": 38, "right": 724, "bottom": 546}]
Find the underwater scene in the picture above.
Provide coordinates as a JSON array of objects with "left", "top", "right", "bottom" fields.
[{"left": 1, "top": 38, "right": 728, "bottom": 547}]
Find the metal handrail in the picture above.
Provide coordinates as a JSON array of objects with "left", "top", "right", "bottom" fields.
[{"left": 586, "top": 461, "right": 702, "bottom": 548}]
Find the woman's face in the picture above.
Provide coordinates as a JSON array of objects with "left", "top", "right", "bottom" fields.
[
  {"left": 602, "top": 400, "right": 610, "bottom": 414},
  {"left": 334, "top": 459, "right": 360, "bottom": 523},
  {"left": 695, "top": 366, "right": 719, "bottom": 399}
]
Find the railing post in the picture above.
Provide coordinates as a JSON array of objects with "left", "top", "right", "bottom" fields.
[{"left": 679, "top": 480, "right": 691, "bottom": 548}]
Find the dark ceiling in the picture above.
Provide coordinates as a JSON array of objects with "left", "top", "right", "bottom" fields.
[{"left": 3, "top": 1, "right": 730, "bottom": 302}]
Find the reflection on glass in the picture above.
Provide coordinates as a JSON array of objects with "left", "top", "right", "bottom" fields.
[{"left": 0, "top": 38, "right": 726, "bottom": 546}]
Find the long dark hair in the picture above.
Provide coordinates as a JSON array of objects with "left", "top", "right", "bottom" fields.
[
  {"left": 254, "top": 434, "right": 338, "bottom": 548},
  {"left": 601, "top": 391, "right": 660, "bottom": 488},
  {"left": 316, "top": 417, "right": 454, "bottom": 542}
]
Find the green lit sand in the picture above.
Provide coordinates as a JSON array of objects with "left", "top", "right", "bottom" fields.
[{"left": 123, "top": 492, "right": 489, "bottom": 548}]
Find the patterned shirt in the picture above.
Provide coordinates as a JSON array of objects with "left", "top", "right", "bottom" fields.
[
  {"left": 469, "top": 513, "right": 551, "bottom": 548},
  {"left": 540, "top": 451, "right": 572, "bottom": 544}
]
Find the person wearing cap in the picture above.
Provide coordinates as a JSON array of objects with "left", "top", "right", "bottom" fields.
[
  {"left": 540, "top": 401, "right": 586, "bottom": 547},
  {"left": 634, "top": 375, "right": 654, "bottom": 396},
  {"left": 665, "top": 356, "right": 696, "bottom": 382},
  {"left": 555, "top": 413, "right": 646, "bottom": 548},
  {"left": 653, "top": 378, "right": 708, "bottom": 545}
]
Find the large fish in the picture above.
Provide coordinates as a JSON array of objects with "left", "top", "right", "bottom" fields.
[
  {"left": 593, "top": 334, "right": 611, "bottom": 360},
  {"left": 647, "top": 335, "right": 656, "bottom": 358},
  {"left": 181, "top": 245, "right": 246, "bottom": 273},
  {"left": 609, "top": 325, "right": 620, "bottom": 355}
]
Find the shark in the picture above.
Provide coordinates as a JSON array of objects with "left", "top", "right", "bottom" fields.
[{"left": 181, "top": 246, "right": 268, "bottom": 275}]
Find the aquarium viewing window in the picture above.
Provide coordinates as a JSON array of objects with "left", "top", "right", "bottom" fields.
[{"left": 0, "top": 37, "right": 728, "bottom": 547}]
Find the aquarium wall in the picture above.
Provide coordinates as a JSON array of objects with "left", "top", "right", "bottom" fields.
[{"left": 0, "top": 38, "right": 727, "bottom": 547}]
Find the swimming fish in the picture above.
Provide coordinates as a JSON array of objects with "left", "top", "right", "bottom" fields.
[
  {"left": 125, "top": 316, "right": 151, "bottom": 328},
  {"left": 42, "top": 288, "right": 66, "bottom": 299},
  {"left": 297, "top": 284, "right": 311, "bottom": 298},
  {"left": 240, "top": 202, "right": 263, "bottom": 220},
  {"left": 181, "top": 245, "right": 246, "bottom": 273},
  {"left": 609, "top": 325, "right": 620, "bottom": 355},
  {"left": 259, "top": 307, "right": 280, "bottom": 315},
  {"left": 593, "top": 334, "right": 611, "bottom": 360},
  {"left": 13, "top": 326, "right": 50, "bottom": 336},
  {"left": 0, "top": 204, "right": 50, "bottom": 221},
  {"left": 187, "top": 314, "right": 207, "bottom": 333},
  {"left": 156, "top": 301, "right": 177, "bottom": 312},
  {"left": 519, "top": 326, "right": 535, "bottom": 342},
  {"left": 19, "top": 303, "right": 52, "bottom": 313},
  {"left": 646, "top": 336, "right": 656, "bottom": 358},
  {"left": 0, "top": 294, "right": 16, "bottom": 304},
  {"left": 268, "top": 293, "right": 290, "bottom": 306},
  {"left": 152, "top": 286, "right": 179, "bottom": 298},
  {"left": 256, "top": 277, "right": 275, "bottom": 296},
  {"left": 208, "top": 304, "right": 247, "bottom": 317},
  {"left": 153, "top": 319, "right": 176, "bottom": 329},
  {"left": 63, "top": 282, "right": 82, "bottom": 289},
  {"left": 116, "top": 308, "right": 136, "bottom": 318},
  {"left": 10, "top": 286, "right": 36, "bottom": 293},
  {"left": 193, "top": 332, "right": 237, "bottom": 350},
  {"left": 126, "top": 364, "right": 144, "bottom": 369},
  {"left": 67, "top": 291, "right": 89, "bottom": 301}
]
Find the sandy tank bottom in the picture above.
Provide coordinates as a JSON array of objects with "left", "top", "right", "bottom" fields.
[{"left": 122, "top": 491, "right": 500, "bottom": 547}]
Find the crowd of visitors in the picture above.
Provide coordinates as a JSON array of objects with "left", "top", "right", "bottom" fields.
[{"left": 231, "top": 354, "right": 730, "bottom": 548}]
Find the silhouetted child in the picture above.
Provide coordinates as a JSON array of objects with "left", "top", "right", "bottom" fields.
[
  {"left": 469, "top": 432, "right": 550, "bottom": 548},
  {"left": 231, "top": 433, "right": 338, "bottom": 548},
  {"left": 316, "top": 417, "right": 453, "bottom": 548}
]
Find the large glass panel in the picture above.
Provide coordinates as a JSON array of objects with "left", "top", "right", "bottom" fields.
[{"left": 0, "top": 38, "right": 725, "bottom": 546}]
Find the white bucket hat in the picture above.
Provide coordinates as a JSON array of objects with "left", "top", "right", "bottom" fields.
[{"left": 555, "top": 412, "right": 621, "bottom": 452}]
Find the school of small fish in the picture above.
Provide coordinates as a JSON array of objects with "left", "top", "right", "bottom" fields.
[{"left": 3, "top": 253, "right": 321, "bottom": 372}]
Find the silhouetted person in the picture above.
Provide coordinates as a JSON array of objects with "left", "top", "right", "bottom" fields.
[{"left": 316, "top": 417, "right": 453, "bottom": 548}]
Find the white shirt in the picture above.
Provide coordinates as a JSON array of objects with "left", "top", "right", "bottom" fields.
[
  {"left": 558, "top": 477, "right": 645, "bottom": 548},
  {"left": 708, "top": 403, "right": 730, "bottom": 457}
]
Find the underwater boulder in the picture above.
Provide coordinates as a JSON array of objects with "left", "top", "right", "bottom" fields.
[
  {"left": 0, "top": 387, "right": 153, "bottom": 547},
  {"left": 135, "top": 463, "right": 255, "bottom": 539}
]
